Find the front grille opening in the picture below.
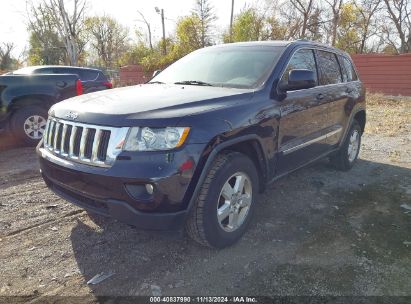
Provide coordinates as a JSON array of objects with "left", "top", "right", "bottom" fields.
[
  {"left": 55, "top": 124, "right": 63, "bottom": 150},
  {"left": 98, "top": 130, "right": 111, "bottom": 161},
  {"left": 73, "top": 127, "right": 83, "bottom": 156},
  {"left": 84, "top": 129, "right": 96, "bottom": 159},
  {"left": 63, "top": 125, "right": 72, "bottom": 153}
]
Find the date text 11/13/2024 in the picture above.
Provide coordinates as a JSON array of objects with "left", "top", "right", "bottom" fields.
[{"left": 149, "top": 296, "right": 258, "bottom": 303}]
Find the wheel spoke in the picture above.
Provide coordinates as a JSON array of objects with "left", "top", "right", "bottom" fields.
[
  {"left": 239, "top": 194, "right": 251, "bottom": 207},
  {"left": 221, "top": 182, "right": 234, "bottom": 200},
  {"left": 233, "top": 175, "right": 245, "bottom": 193},
  {"left": 228, "top": 211, "right": 239, "bottom": 229},
  {"left": 217, "top": 203, "right": 231, "bottom": 222}
]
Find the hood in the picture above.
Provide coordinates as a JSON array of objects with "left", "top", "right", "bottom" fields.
[{"left": 51, "top": 84, "right": 254, "bottom": 126}]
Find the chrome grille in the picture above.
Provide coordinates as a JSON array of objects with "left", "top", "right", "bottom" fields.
[{"left": 43, "top": 118, "right": 129, "bottom": 167}]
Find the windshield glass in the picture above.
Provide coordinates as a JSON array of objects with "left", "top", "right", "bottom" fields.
[{"left": 151, "top": 46, "right": 284, "bottom": 89}]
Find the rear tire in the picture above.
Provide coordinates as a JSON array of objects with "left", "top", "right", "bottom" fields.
[
  {"left": 330, "top": 120, "right": 362, "bottom": 171},
  {"left": 10, "top": 105, "right": 48, "bottom": 146},
  {"left": 185, "top": 152, "right": 259, "bottom": 248}
]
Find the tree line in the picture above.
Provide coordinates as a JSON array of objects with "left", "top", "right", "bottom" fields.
[{"left": 1, "top": 0, "right": 411, "bottom": 73}]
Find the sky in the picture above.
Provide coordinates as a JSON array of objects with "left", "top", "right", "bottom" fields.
[{"left": 0, "top": 0, "right": 252, "bottom": 58}]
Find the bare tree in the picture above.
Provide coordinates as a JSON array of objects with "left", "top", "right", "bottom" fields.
[
  {"left": 136, "top": 10, "right": 153, "bottom": 50},
  {"left": 325, "top": 0, "right": 344, "bottom": 46},
  {"left": 192, "top": 0, "right": 217, "bottom": 47},
  {"left": 289, "top": 0, "right": 315, "bottom": 38},
  {"left": 0, "top": 43, "right": 15, "bottom": 70},
  {"left": 46, "top": 0, "right": 87, "bottom": 65},
  {"left": 356, "top": 0, "right": 382, "bottom": 53},
  {"left": 383, "top": 0, "right": 411, "bottom": 53}
]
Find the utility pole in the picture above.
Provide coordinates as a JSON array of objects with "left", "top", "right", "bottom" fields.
[
  {"left": 155, "top": 7, "right": 166, "bottom": 55},
  {"left": 229, "top": 0, "right": 234, "bottom": 42}
]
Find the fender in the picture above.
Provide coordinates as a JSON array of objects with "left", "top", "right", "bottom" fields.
[
  {"left": 184, "top": 134, "right": 269, "bottom": 214},
  {"left": 339, "top": 105, "right": 366, "bottom": 148}
]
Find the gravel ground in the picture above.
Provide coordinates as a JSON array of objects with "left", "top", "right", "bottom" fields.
[{"left": 0, "top": 97, "right": 410, "bottom": 299}]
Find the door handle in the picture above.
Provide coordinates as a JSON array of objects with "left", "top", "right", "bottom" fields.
[
  {"left": 316, "top": 93, "right": 324, "bottom": 100},
  {"left": 56, "top": 81, "right": 67, "bottom": 88}
]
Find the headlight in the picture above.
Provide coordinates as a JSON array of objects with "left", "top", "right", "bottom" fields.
[{"left": 123, "top": 127, "right": 190, "bottom": 151}]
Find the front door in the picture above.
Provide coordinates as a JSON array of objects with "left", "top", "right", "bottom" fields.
[{"left": 276, "top": 48, "right": 330, "bottom": 174}]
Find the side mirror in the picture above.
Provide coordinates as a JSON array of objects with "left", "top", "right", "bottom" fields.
[
  {"left": 152, "top": 70, "right": 162, "bottom": 78},
  {"left": 279, "top": 69, "right": 316, "bottom": 92}
]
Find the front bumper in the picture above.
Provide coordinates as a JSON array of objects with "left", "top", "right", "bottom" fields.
[{"left": 37, "top": 143, "right": 205, "bottom": 230}]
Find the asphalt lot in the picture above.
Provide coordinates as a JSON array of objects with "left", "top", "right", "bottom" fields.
[{"left": 0, "top": 97, "right": 410, "bottom": 299}]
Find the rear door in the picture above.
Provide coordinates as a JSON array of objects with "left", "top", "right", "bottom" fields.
[
  {"left": 276, "top": 48, "right": 331, "bottom": 174},
  {"left": 315, "top": 50, "right": 349, "bottom": 147},
  {"left": 327, "top": 55, "right": 362, "bottom": 146}
]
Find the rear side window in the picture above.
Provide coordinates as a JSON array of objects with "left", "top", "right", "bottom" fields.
[
  {"left": 34, "top": 68, "right": 55, "bottom": 74},
  {"left": 281, "top": 49, "right": 318, "bottom": 85},
  {"left": 69, "top": 69, "right": 98, "bottom": 81},
  {"left": 340, "top": 56, "right": 358, "bottom": 82},
  {"left": 317, "top": 50, "right": 342, "bottom": 85},
  {"left": 97, "top": 72, "right": 109, "bottom": 81}
]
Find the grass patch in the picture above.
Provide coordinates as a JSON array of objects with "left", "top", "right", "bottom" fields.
[{"left": 365, "top": 93, "right": 411, "bottom": 136}]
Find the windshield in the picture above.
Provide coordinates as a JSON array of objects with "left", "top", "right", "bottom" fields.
[{"left": 151, "top": 46, "right": 284, "bottom": 89}]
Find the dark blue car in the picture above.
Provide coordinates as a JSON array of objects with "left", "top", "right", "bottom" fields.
[{"left": 37, "top": 40, "right": 366, "bottom": 248}]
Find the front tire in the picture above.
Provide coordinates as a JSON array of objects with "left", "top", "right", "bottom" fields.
[
  {"left": 186, "top": 152, "right": 259, "bottom": 248},
  {"left": 10, "top": 105, "right": 48, "bottom": 146},
  {"left": 330, "top": 120, "right": 362, "bottom": 171}
]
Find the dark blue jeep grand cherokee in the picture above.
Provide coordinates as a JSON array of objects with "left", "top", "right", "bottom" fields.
[{"left": 37, "top": 40, "right": 366, "bottom": 248}]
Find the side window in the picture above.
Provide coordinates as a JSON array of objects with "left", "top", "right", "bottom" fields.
[
  {"left": 341, "top": 56, "right": 358, "bottom": 82},
  {"left": 34, "top": 68, "right": 55, "bottom": 74},
  {"left": 317, "top": 50, "right": 342, "bottom": 85},
  {"left": 51, "top": 68, "right": 72, "bottom": 74},
  {"left": 77, "top": 70, "right": 99, "bottom": 81},
  {"left": 281, "top": 49, "right": 318, "bottom": 86}
]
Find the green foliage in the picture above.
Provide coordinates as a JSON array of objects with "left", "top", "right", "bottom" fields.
[
  {"left": 123, "top": 15, "right": 206, "bottom": 73},
  {"left": 28, "top": 32, "right": 66, "bottom": 65},
  {"left": 223, "top": 7, "right": 288, "bottom": 43},
  {"left": 224, "top": 8, "right": 264, "bottom": 42},
  {"left": 84, "top": 16, "right": 129, "bottom": 68},
  {"left": 174, "top": 15, "right": 203, "bottom": 55},
  {"left": 335, "top": 3, "right": 362, "bottom": 53},
  {"left": 27, "top": 3, "right": 66, "bottom": 65}
]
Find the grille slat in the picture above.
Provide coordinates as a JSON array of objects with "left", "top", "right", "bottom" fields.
[
  {"left": 44, "top": 120, "right": 51, "bottom": 146},
  {"left": 79, "top": 128, "right": 89, "bottom": 159},
  {"left": 69, "top": 126, "right": 77, "bottom": 156},
  {"left": 53, "top": 123, "right": 61, "bottom": 150},
  {"left": 43, "top": 118, "right": 125, "bottom": 168},
  {"left": 91, "top": 130, "right": 102, "bottom": 162},
  {"left": 60, "top": 124, "right": 68, "bottom": 153},
  {"left": 49, "top": 121, "right": 56, "bottom": 149}
]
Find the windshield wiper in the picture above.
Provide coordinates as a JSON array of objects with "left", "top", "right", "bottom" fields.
[
  {"left": 147, "top": 81, "right": 165, "bottom": 84},
  {"left": 174, "top": 80, "right": 213, "bottom": 86}
]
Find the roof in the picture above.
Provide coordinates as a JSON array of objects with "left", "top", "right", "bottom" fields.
[
  {"left": 29, "top": 65, "right": 101, "bottom": 71},
  {"left": 207, "top": 40, "right": 345, "bottom": 54}
]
